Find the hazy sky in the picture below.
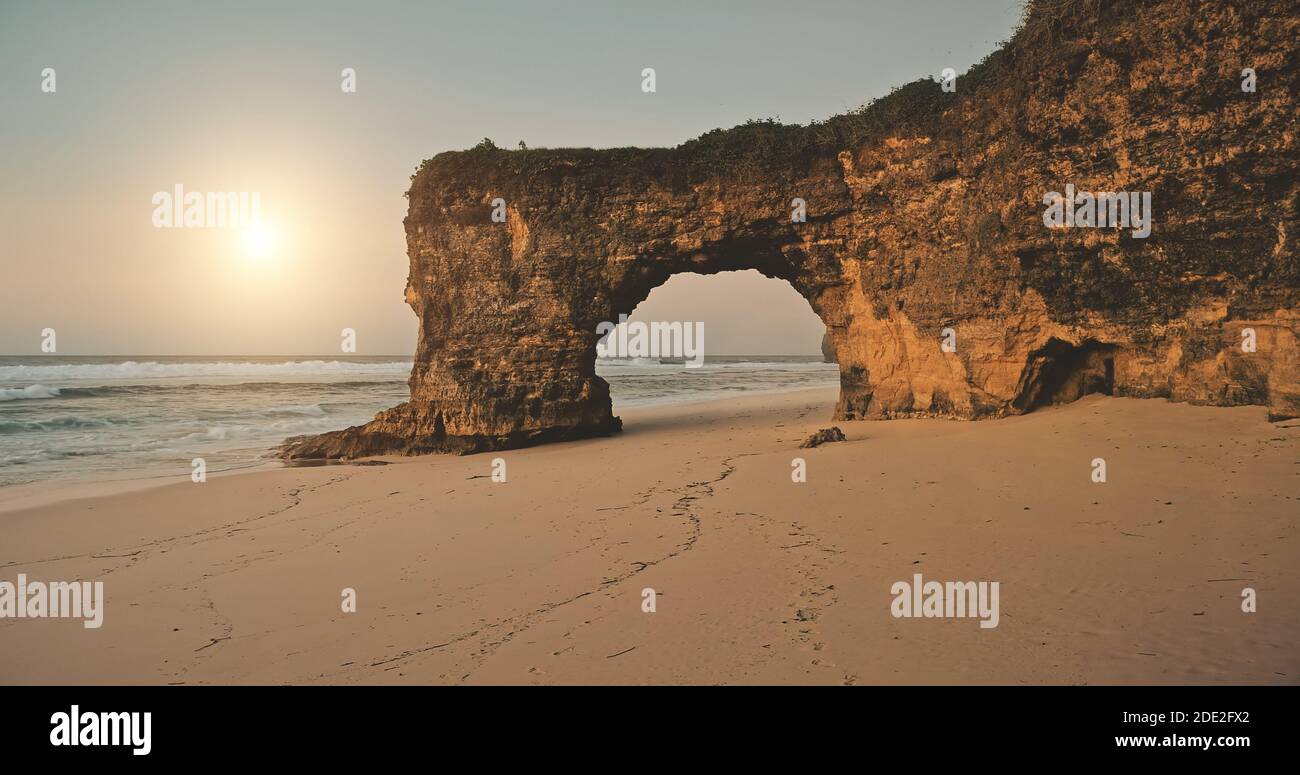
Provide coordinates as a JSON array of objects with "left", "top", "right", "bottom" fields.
[{"left": 0, "top": 0, "right": 1024, "bottom": 355}]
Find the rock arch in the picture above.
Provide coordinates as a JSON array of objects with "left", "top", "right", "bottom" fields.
[{"left": 282, "top": 0, "right": 1298, "bottom": 460}]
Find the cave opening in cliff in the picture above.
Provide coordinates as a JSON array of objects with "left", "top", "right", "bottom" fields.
[
  {"left": 595, "top": 269, "right": 835, "bottom": 412},
  {"left": 1012, "top": 338, "right": 1118, "bottom": 412}
]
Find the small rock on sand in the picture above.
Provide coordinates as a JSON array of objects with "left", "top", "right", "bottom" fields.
[{"left": 799, "top": 427, "right": 846, "bottom": 448}]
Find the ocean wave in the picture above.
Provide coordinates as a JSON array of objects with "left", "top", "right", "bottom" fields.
[
  {"left": 596, "top": 362, "right": 837, "bottom": 377},
  {"left": 596, "top": 357, "right": 669, "bottom": 367},
  {"left": 0, "top": 448, "right": 74, "bottom": 466},
  {"left": 0, "top": 414, "right": 118, "bottom": 434},
  {"left": 175, "top": 414, "right": 363, "bottom": 444},
  {"left": 26, "top": 381, "right": 401, "bottom": 399},
  {"left": 596, "top": 357, "right": 830, "bottom": 367},
  {"left": 0, "top": 360, "right": 413, "bottom": 383},
  {"left": 0, "top": 384, "right": 62, "bottom": 401},
  {"left": 255, "top": 403, "right": 329, "bottom": 417}
]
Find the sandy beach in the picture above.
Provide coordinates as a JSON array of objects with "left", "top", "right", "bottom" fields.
[{"left": 1, "top": 388, "right": 1296, "bottom": 685}]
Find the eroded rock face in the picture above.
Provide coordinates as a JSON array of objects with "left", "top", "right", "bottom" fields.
[{"left": 281, "top": 0, "right": 1298, "bottom": 460}]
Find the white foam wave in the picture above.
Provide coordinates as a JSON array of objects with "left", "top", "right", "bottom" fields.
[
  {"left": 257, "top": 403, "right": 328, "bottom": 417},
  {"left": 0, "top": 384, "right": 62, "bottom": 401},
  {"left": 0, "top": 360, "right": 412, "bottom": 383}
]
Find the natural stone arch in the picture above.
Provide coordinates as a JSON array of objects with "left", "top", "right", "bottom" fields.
[{"left": 282, "top": 0, "right": 1299, "bottom": 460}]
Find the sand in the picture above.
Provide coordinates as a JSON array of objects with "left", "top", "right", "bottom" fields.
[{"left": 1, "top": 388, "right": 1296, "bottom": 685}]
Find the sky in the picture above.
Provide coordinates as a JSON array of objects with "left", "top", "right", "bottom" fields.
[{"left": 0, "top": 0, "right": 1025, "bottom": 356}]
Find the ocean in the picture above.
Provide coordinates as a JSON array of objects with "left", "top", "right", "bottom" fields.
[{"left": 0, "top": 355, "right": 838, "bottom": 487}]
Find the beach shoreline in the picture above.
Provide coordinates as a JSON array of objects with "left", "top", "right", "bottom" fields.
[
  {"left": 1, "top": 387, "right": 1296, "bottom": 685},
  {"left": 0, "top": 354, "right": 838, "bottom": 491}
]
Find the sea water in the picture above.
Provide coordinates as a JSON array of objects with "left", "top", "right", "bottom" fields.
[{"left": 0, "top": 355, "right": 838, "bottom": 487}]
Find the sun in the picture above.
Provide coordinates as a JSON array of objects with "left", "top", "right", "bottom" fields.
[{"left": 241, "top": 223, "right": 278, "bottom": 259}]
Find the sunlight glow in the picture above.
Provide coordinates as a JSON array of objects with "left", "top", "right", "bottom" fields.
[{"left": 241, "top": 223, "right": 278, "bottom": 260}]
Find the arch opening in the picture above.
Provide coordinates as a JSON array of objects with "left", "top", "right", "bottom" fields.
[{"left": 592, "top": 270, "right": 838, "bottom": 413}]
